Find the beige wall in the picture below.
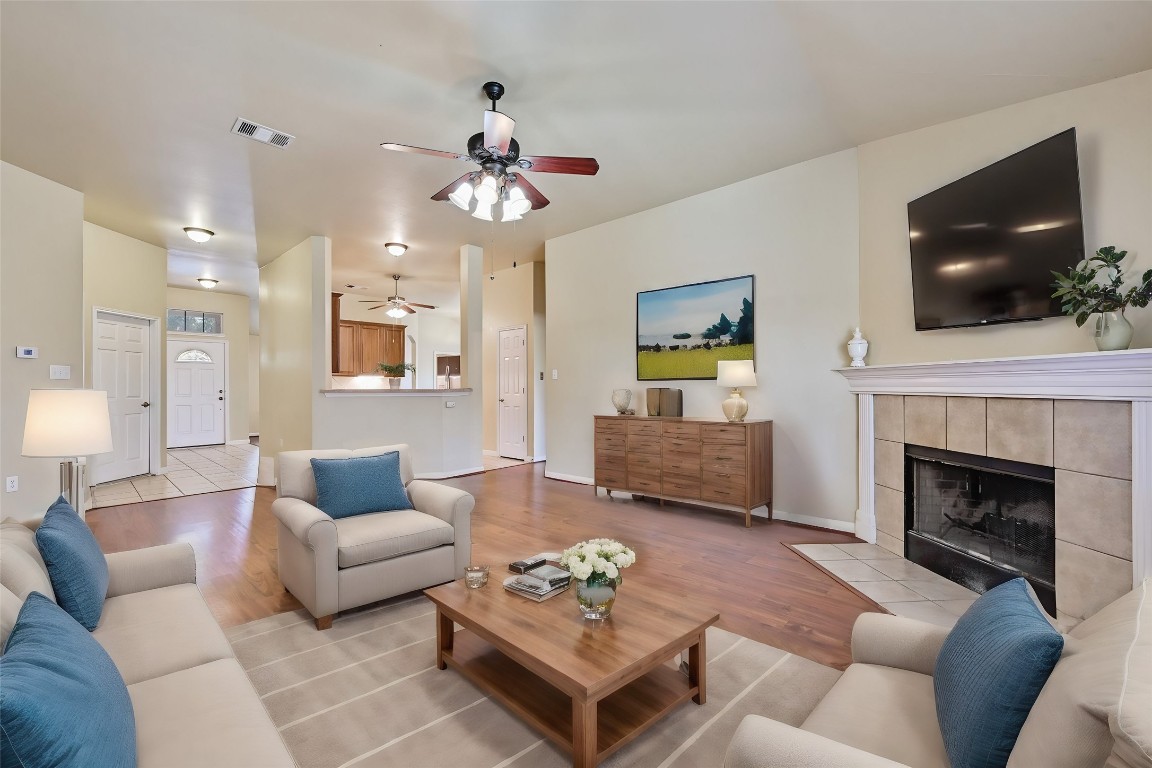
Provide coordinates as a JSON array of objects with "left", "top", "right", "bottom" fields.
[
  {"left": 259, "top": 237, "right": 329, "bottom": 465},
  {"left": 0, "top": 163, "right": 85, "bottom": 519},
  {"left": 83, "top": 222, "right": 169, "bottom": 465},
  {"left": 545, "top": 149, "right": 861, "bottom": 527},
  {"left": 167, "top": 286, "right": 251, "bottom": 443},
  {"left": 482, "top": 262, "right": 545, "bottom": 458},
  {"left": 248, "top": 334, "right": 260, "bottom": 435},
  {"left": 859, "top": 70, "right": 1152, "bottom": 364}
]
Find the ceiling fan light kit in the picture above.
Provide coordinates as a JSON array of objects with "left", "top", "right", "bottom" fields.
[
  {"left": 381, "top": 81, "right": 599, "bottom": 222},
  {"left": 360, "top": 274, "right": 438, "bottom": 318},
  {"left": 384, "top": 242, "right": 408, "bottom": 257}
]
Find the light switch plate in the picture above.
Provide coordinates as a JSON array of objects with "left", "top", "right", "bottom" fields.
[{"left": 49, "top": 364, "right": 71, "bottom": 380}]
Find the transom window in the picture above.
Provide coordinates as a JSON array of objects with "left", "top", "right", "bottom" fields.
[
  {"left": 168, "top": 309, "right": 222, "bottom": 334},
  {"left": 175, "top": 349, "right": 213, "bottom": 363}
]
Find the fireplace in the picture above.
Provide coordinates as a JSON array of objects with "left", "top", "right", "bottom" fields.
[{"left": 904, "top": 445, "right": 1056, "bottom": 614}]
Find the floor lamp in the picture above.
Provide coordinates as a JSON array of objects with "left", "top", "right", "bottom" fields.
[{"left": 21, "top": 389, "right": 114, "bottom": 513}]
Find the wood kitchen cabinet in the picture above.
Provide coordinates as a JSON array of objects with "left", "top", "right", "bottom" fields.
[
  {"left": 594, "top": 415, "right": 772, "bottom": 527},
  {"left": 333, "top": 320, "right": 405, "bottom": 376}
]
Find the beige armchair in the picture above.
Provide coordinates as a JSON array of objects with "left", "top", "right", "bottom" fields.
[
  {"left": 272, "top": 444, "right": 473, "bottom": 630},
  {"left": 724, "top": 580, "right": 1152, "bottom": 768}
]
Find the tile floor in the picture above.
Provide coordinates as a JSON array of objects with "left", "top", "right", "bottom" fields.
[
  {"left": 790, "top": 542, "right": 980, "bottom": 628},
  {"left": 91, "top": 443, "right": 259, "bottom": 509}
]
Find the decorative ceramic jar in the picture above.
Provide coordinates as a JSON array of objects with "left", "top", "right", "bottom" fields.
[
  {"left": 848, "top": 327, "right": 869, "bottom": 367},
  {"left": 1094, "top": 311, "right": 1133, "bottom": 351},
  {"left": 611, "top": 389, "right": 632, "bottom": 414},
  {"left": 575, "top": 574, "right": 620, "bottom": 619}
]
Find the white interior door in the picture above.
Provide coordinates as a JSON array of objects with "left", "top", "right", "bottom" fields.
[
  {"left": 167, "top": 339, "right": 226, "bottom": 448},
  {"left": 90, "top": 314, "right": 151, "bottom": 484},
  {"left": 497, "top": 326, "right": 527, "bottom": 460}
]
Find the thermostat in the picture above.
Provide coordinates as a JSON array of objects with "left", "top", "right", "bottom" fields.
[{"left": 15, "top": 346, "right": 38, "bottom": 359}]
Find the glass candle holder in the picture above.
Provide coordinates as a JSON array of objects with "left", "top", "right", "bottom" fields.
[{"left": 464, "top": 565, "right": 490, "bottom": 589}]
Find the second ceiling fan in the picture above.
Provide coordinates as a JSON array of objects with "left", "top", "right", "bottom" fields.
[
  {"left": 360, "top": 275, "right": 436, "bottom": 318},
  {"left": 380, "top": 81, "right": 599, "bottom": 221}
]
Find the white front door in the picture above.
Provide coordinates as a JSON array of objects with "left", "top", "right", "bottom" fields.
[
  {"left": 497, "top": 326, "right": 527, "bottom": 460},
  {"left": 167, "top": 339, "right": 226, "bottom": 448},
  {"left": 90, "top": 313, "right": 151, "bottom": 484}
]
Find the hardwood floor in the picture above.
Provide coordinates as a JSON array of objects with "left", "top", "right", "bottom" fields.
[{"left": 88, "top": 462, "right": 880, "bottom": 669}]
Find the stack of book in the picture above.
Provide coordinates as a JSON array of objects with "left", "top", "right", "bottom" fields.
[{"left": 502, "top": 558, "right": 572, "bottom": 602}]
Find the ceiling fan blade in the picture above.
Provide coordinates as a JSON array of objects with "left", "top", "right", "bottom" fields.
[
  {"left": 516, "top": 155, "right": 599, "bottom": 175},
  {"left": 483, "top": 110, "right": 515, "bottom": 156},
  {"left": 401, "top": 304, "right": 417, "bottom": 314},
  {"left": 407, "top": 302, "right": 437, "bottom": 309},
  {"left": 380, "top": 143, "right": 471, "bottom": 162},
  {"left": 365, "top": 305, "right": 387, "bottom": 311},
  {"left": 431, "top": 172, "right": 475, "bottom": 201},
  {"left": 511, "top": 173, "right": 550, "bottom": 210}
]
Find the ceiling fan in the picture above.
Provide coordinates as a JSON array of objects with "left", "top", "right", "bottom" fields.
[
  {"left": 360, "top": 274, "right": 436, "bottom": 318},
  {"left": 380, "top": 81, "right": 599, "bottom": 221}
]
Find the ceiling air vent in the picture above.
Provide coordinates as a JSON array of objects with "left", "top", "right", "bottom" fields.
[{"left": 230, "top": 117, "right": 295, "bottom": 149}]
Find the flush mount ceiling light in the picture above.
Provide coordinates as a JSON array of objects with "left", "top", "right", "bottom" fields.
[
  {"left": 197, "top": 278, "right": 219, "bottom": 289},
  {"left": 184, "top": 227, "right": 214, "bottom": 243},
  {"left": 384, "top": 243, "right": 408, "bottom": 257}
]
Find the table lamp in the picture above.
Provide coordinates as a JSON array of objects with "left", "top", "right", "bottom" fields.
[
  {"left": 716, "top": 360, "right": 757, "bottom": 423},
  {"left": 21, "top": 389, "right": 114, "bottom": 512}
]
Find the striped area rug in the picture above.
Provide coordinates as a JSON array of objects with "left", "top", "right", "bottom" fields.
[{"left": 225, "top": 595, "right": 841, "bottom": 768}]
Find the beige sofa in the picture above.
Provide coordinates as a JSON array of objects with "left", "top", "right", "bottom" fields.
[
  {"left": 725, "top": 579, "right": 1152, "bottom": 768},
  {"left": 272, "top": 444, "right": 474, "bottom": 629},
  {"left": 0, "top": 517, "right": 295, "bottom": 767}
]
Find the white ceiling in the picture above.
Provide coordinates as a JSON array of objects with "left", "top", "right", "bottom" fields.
[{"left": 3, "top": 2, "right": 1151, "bottom": 317}]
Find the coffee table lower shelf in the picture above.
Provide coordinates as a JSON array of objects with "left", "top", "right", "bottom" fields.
[{"left": 442, "top": 629, "right": 701, "bottom": 766}]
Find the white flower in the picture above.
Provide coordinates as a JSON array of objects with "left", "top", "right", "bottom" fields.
[
  {"left": 561, "top": 538, "right": 636, "bottom": 580},
  {"left": 569, "top": 560, "right": 593, "bottom": 580},
  {"left": 602, "top": 562, "right": 619, "bottom": 579}
]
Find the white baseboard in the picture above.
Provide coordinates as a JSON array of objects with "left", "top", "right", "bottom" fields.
[
  {"left": 771, "top": 509, "right": 856, "bottom": 533},
  {"left": 544, "top": 470, "right": 593, "bottom": 485},
  {"left": 227, "top": 439, "right": 251, "bottom": 445},
  {"left": 482, "top": 450, "right": 500, "bottom": 457},
  {"left": 417, "top": 467, "right": 485, "bottom": 480},
  {"left": 249, "top": 432, "right": 259, "bottom": 437},
  {"left": 527, "top": 454, "right": 546, "bottom": 462}
]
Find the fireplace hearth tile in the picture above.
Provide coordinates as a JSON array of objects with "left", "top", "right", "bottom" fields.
[
  {"left": 900, "top": 578, "right": 980, "bottom": 602},
  {"left": 863, "top": 558, "right": 939, "bottom": 581},
  {"left": 935, "top": 598, "right": 978, "bottom": 617},
  {"left": 987, "top": 398, "right": 1053, "bottom": 466},
  {"left": 1054, "top": 400, "right": 1132, "bottom": 480},
  {"left": 820, "top": 559, "right": 893, "bottom": 582},
  {"left": 946, "top": 397, "right": 987, "bottom": 456},
  {"left": 1055, "top": 470, "right": 1133, "bottom": 560},
  {"left": 880, "top": 600, "right": 959, "bottom": 628},
  {"left": 835, "top": 543, "right": 900, "bottom": 560},
  {"left": 852, "top": 580, "right": 926, "bottom": 603},
  {"left": 876, "top": 531, "right": 904, "bottom": 557},
  {"left": 905, "top": 396, "right": 946, "bottom": 449},
  {"left": 875, "top": 395, "right": 904, "bottom": 443},
  {"left": 792, "top": 544, "right": 855, "bottom": 561},
  {"left": 1055, "top": 540, "right": 1133, "bottom": 621},
  {"left": 875, "top": 485, "right": 905, "bottom": 540},
  {"left": 875, "top": 438, "right": 904, "bottom": 492}
]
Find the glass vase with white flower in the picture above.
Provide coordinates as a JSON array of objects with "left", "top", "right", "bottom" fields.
[{"left": 559, "top": 538, "right": 637, "bottom": 619}]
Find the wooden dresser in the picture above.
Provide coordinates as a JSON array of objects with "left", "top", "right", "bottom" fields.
[{"left": 593, "top": 416, "right": 772, "bottom": 527}]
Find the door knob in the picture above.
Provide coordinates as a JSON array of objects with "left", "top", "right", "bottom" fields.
[
  {"left": 141, "top": 402, "right": 150, "bottom": 408},
  {"left": 499, "top": 398, "right": 505, "bottom": 402}
]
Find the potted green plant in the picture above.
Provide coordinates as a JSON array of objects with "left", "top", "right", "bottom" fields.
[
  {"left": 377, "top": 362, "right": 414, "bottom": 389},
  {"left": 1052, "top": 246, "right": 1151, "bottom": 351}
]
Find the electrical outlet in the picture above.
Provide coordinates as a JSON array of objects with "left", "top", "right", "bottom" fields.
[
  {"left": 551, "top": 369, "right": 558, "bottom": 380},
  {"left": 5, "top": 476, "right": 17, "bottom": 493},
  {"left": 445, "top": 401, "right": 456, "bottom": 408}
]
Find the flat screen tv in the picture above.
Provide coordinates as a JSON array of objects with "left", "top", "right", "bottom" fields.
[{"left": 908, "top": 128, "right": 1085, "bottom": 330}]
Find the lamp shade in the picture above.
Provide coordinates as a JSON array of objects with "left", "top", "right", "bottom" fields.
[
  {"left": 22, "top": 389, "right": 114, "bottom": 457},
  {"left": 716, "top": 360, "right": 757, "bottom": 388}
]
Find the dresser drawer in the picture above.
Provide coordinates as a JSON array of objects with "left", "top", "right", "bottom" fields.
[
  {"left": 627, "top": 452, "right": 662, "bottom": 474},
  {"left": 627, "top": 434, "right": 662, "bottom": 455},
  {"left": 702, "top": 443, "right": 747, "bottom": 470},
  {"left": 701, "top": 480, "right": 747, "bottom": 506},
  {"left": 595, "top": 450, "right": 626, "bottom": 468},
  {"left": 662, "top": 474, "right": 701, "bottom": 499},
  {"left": 663, "top": 422, "right": 700, "bottom": 439},
  {"left": 628, "top": 474, "right": 662, "bottom": 494},
  {"left": 595, "top": 432, "right": 626, "bottom": 452},
  {"left": 627, "top": 420, "right": 662, "bottom": 437},
  {"left": 663, "top": 453, "right": 701, "bottom": 476},
  {"left": 595, "top": 417, "right": 627, "bottom": 435},
  {"left": 595, "top": 468, "right": 627, "bottom": 488},
  {"left": 701, "top": 424, "right": 747, "bottom": 444}
]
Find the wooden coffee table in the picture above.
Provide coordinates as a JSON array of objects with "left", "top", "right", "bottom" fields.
[{"left": 424, "top": 579, "right": 718, "bottom": 768}]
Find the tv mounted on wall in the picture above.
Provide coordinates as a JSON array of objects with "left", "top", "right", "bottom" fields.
[{"left": 908, "top": 128, "right": 1086, "bottom": 331}]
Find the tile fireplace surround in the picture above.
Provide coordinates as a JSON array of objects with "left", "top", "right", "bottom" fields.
[{"left": 838, "top": 349, "right": 1151, "bottom": 629}]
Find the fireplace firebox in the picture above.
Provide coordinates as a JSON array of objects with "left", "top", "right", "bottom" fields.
[{"left": 904, "top": 445, "right": 1056, "bottom": 614}]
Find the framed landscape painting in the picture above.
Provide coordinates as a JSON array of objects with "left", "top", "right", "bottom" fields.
[{"left": 636, "top": 275, "right": 754, "bottom": 381}]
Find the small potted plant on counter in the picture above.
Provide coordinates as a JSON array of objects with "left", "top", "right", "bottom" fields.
[
  {"left": 377, "top": 362, "right": 415, "bottom": 389},
  {"left": 1052, "top": 245, "right": 1151, "bottom": 351}
]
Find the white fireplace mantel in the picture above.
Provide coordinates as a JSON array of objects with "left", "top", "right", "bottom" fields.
[
  {"left": 836, "top": 348, "right": 1152, "bottom": 401},
  {"left": 835, "top": 349, "right": 1151, "bottom": 588}
]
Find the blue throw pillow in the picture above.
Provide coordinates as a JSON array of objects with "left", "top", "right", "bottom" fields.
[
  {"left": 310, "top": 452, "right": 412, "bottom": 519},
  {"left": 0, "top": 592, "right": 136, "bottom": 767},
  {"left": 935, "top": 578, "right": 1064, "bottom": 768},
  {"left": 34, "top": 496, "right": 109, "bottom": 630}
]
